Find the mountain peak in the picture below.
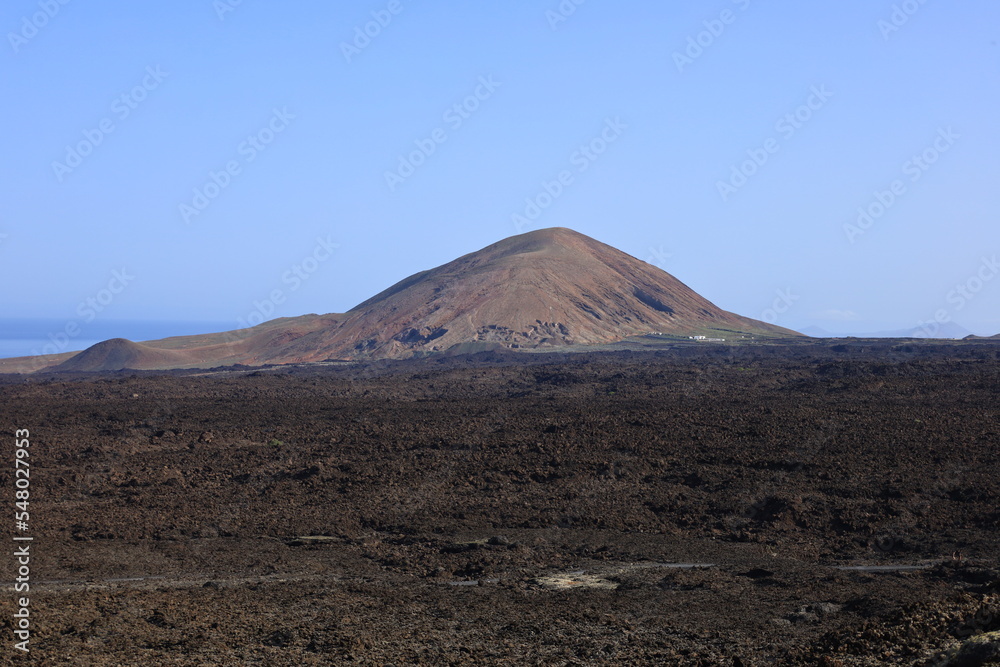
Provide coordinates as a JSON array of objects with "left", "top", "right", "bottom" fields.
[
  {"left": 521, "top": 226, "right": 580, "bottom": 239},
  {"left": 467, "top": 227, "right": 602, "bottom": 261},
  {"left": 515, "top": 226, "right": 590, "bottom": 245}
]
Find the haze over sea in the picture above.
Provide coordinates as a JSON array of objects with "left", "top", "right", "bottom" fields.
[{"left": 0, "top": 319, "right": 236, "bottom": 360}]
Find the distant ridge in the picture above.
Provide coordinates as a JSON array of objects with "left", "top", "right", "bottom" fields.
[
  {"left": 3, "top": 228, "right": 801, "bottom": 372},
  {"left": 803, "top": 322, "right": 974, "bottom": 340}
]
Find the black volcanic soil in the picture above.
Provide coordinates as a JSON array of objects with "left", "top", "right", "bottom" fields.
[{"left": 1, "top": 340, "right": 999, "bottom": 665}]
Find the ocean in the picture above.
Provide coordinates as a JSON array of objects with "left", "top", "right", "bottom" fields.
[{"left": 0, "top": 319, "right": 239, "bottom": 359}]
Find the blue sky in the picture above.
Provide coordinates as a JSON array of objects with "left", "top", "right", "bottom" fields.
[{"left": 2, "top": 0, "right": 998, "bottom": 346}]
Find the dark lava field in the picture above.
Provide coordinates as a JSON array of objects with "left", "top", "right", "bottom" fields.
[{"left": 1, "top": 340, "right": 999, "bottom": 665}]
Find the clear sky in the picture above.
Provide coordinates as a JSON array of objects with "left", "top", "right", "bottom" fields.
[{"left": 2, "top": 0, "right": 998, "bottom": 341}]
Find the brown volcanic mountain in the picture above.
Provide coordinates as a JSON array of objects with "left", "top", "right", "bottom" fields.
[
  {"left": 6, "top": 228, "right": 799, "bottom": 372},
  {"left": 299, "top": 226, "right": 796, "bottom": 359}
]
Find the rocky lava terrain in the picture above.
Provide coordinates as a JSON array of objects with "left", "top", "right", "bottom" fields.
[{"left": 1, "top": 340, "right": 999, "bottom": 665}]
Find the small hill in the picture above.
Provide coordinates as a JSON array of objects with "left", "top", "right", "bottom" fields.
[{"left": 50, "top": 339, "right": 192, "bottom": 372}]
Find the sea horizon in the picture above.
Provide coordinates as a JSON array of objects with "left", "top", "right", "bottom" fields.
[{"left": 0, "top": 318, "right": 239, "bottom": 359}]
